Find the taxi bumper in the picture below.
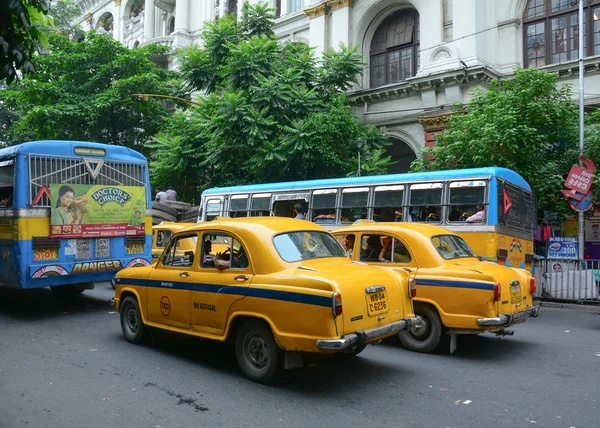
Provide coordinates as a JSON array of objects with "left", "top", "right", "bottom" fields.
[
  {"left": 477, "top": 305, "right": 540, "bottom": 327},
  {"left": 316, "top": 316, "right": 422, "bottom": 351}
]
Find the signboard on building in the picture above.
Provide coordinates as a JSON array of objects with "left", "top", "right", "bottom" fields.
[{"left": 547, "top": 236, "right": 578, "bottom": 260}]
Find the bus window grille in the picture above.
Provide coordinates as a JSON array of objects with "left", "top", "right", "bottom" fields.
[{"left": 29, "top": 154, "right": 147, "bottom": 207}]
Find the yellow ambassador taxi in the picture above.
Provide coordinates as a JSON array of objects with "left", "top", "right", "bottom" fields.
[
  {"left": 332, "top": 222, "right": 539, "bottom": 354},
  {"left": 114, "top": 217, "right": 420, "bottom": 384}
]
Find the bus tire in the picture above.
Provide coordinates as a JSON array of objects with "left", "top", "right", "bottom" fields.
[
  {"left": 165, "top": 200, "right": 192, "bottom": 211},
  {"left": 120, "top": 296, "right": 147, "bottom": 344},
  {"left": 152, "top": 202, "right": 178, "bottom": 218},
  {"left": 398, "top": 305, "right": 443, "bottom": 353},
  {"left": 235, "top": 320, "right": 283, "bottom": 384},
  {"left": 151, "top": 209, "right": 176, "bottom": 223}
]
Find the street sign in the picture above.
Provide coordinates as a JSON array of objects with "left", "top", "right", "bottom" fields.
[
  {"left": 564, "top": 156, "right": 596, "bottom": 196},
  {"left": 569, "top": 192, "right": 594, "bottom": 212}
]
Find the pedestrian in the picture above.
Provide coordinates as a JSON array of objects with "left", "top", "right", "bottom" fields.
[
  {"left": 155, "top": 186, "right": 168, "bottom": 203},
  {"left": 166, "top": 185, "right": 177, "bottom": 201}
]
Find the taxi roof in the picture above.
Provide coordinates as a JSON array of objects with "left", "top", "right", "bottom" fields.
[
  {"left": 177, "top": 216, "right": 326, "bottom": 235},
  {"left": 153, "top": 222, "right": 197, "bottom": 232}
]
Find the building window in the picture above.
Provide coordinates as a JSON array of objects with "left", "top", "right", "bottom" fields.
[
  {"left": 289, "top": 0, "right": 304, "bottom": 14},
  {"left": 167, "top": 17, "right": 175, "bottom": 35},
  {"left": 370, "top": 9, "right": 420, "bottom": 87},
  {"left": 227, "top": 0, "right": 238, "bottom": 16},
  {"left": 523, "top": 0, "right": 600, "bottom": 68}
]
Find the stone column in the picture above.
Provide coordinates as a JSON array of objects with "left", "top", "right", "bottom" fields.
[
  {"left": 304, "top": 1, "right": 328, "bottom": 56},
  {"left": 143, "top": 0, "right": 155, "bottom": 41},
  {"left": 328, "top": 0, "right": 352, "bottom": 48},
  {"left": 175, "top": 0, "right": 190, "bottom": 32}
]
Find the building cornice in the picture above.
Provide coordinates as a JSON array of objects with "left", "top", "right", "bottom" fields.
[
  {"left": 418, "top": 112, "right": 456, "bottom": 131},
  {"left": 304, "top": 2, "right": 328, "bottom": 20},
  {"left": 328, "top": 0, "right": 354, "bottom": 12}
]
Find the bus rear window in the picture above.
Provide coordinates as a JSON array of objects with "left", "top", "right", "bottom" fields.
[
  {"left": 448, "top": 180, "right": 486, "bottom": 222},
  {"left": 0, "top": 160, "right": 15, "bottom": 208}
]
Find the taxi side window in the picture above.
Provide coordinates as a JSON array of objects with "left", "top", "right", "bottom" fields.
[
  {"left": 156, "top": 230, "right": 172, "bottom": 248},
  {"left": 359, "top": 234, "right": 412, "bottom": 263},
  {"left": 162, "top": 234, "right": 198, "bottom": 267},
  {"left": 201, "top": 233, "right": 249, "bottom": 269}
]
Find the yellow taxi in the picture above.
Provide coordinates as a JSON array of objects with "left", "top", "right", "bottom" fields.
[
  {"left": 152, "top": 222, "right": 197, "bottom": 260},
  {"left": 332, "top": 222, "right": 539, "bottom": 354},
  {"left": 114, "top": 217, "right": 420, "bottom": 384}
]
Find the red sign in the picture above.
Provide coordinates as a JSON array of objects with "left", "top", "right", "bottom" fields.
[
  {"left": 564, "top": 156, "right": 596, "bottom": 196},
  {"left": 503, "top": 190, "right": 513, "bottom": 214},
  {"left": 50, "top": 223, "right": 145, "bottom": 239}
]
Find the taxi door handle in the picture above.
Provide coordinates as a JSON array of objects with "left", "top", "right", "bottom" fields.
[
  {"left": 234, "top": 275, "right": 248, "bottom": 281},
  {"left": 180, "top": 272, "right": 190, "bottom": 278}
]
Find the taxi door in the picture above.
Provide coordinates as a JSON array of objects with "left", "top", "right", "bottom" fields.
[
  {"left": 191, "top": 232, "right": 253, "bottom": 336},
  {"left": 146, "top": 233, "right": 197, "bottom": 330}
]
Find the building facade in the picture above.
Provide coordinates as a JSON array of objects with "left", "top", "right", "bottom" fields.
[{"left": 73, "top": 0, "right": 600, "bottom": 172}]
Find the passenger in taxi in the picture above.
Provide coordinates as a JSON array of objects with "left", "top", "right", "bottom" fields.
[
  {"left": 342, "top": 234, "right": 355, "bottom": 257},
  {"left": 363, "top": 235, "right": 383, "bottom": 261}
]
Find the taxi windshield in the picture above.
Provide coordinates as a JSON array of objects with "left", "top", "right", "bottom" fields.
[
  {"left": 273, "top": 231, "right": 346, "bottom": 262},
  {"left": 431, "top": 235, "right": 476, "bottom": 260}
]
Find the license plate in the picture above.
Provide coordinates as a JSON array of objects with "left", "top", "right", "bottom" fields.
[
  {"left": 365, "top": 291, "right": 389, "bottom": 317},
  {"left": 511, "top": 284, "right": 522, "bottom": 303},
  {"left": 126, "top": 244, "right": 144, "bottom": 254}
]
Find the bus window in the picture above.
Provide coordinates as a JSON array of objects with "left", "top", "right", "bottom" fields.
[
  {"left": 341, "top": 187, "right": 368, "bottom": 223},
  {"left": 229, "top": 195, "right": 248, "bottom": 218},
  {"left": 206, "top": 199, "right": 222, "bottom": 221},
  {"left": 250, "top": 193, "right": 271, "bottom": 217},
  {"left": 448, "top": 181, "right": 486, "bottom": 223},
  {"left": 409, "top": 183, "right": 443, "bottom": 223},
  {"left": 0, "top": 160, "right": 14, "bottom": 208},
  {"left": 312, "top": 189, "right": 337, "bottom": 223},
  {"left": 373, "top": 185, "right": 404, "bottom": 222}
]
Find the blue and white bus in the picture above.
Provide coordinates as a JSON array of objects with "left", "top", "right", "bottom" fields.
[
  {"left": 0, "top": 141, "right": 153, "bottom": 294},
  {"left": 198, "top": 168, "right": 535, "bottom": 268}
]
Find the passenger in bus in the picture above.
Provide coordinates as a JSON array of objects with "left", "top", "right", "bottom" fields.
[
  {"left": 449, "top": 208, "right": 461, "bottom": 222},
  {"left": 52, "top": 185, "right": 86, "bottom": 225},
  {"left": 1, "top": 192, "right": 13, "bottom": 207},
  {"left": 394, "top": 208, "right": 413, "bottom": 222},
  {"left": 313, "top": 212, "right": 335, "bottom": 222},
  {"left": 294, "top": 203, "right": 305, "bottom": 220},
  {"left": 466, "top": 204, "right": 485, "bottom": 223},
  {"left": 426, "top": 206, "right": 441, "bottom": 222}
]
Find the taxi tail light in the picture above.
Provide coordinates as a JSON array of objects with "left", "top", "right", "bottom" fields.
[
  {"left": 494, "top": 282, "right": 501, "bottom": 302},
  {"left": 408, "top": 277, "right": 417, "bottom": 299},
  {"left": 530, "top": 277, "right": 536, "bottom": 294},
  {"left": 332, "top": 292, "right": 342, "bottom": 317}
]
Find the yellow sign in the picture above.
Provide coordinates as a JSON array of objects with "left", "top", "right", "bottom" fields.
[
  {"left": 33, "top": 248, "right": 58, "bottom": 261},
  {"left": 126, "top": 244, "right": 144, "bottom": 254},
  {"left": 565, "top": 220, "right": 578, "bottom": 237}
]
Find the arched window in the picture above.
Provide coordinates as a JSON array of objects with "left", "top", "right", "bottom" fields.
[
  {"left": 167, "top": 16, "right": 175, "bottom": 35},
  {"left": 524, "top": 0, "right": 600, "bottom": 68},
  {"left": 370, "top": 9, "right": 420, "bottom": 87}
]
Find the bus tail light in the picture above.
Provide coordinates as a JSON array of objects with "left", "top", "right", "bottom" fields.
[
  {"left": 530, "top": 277, "right": 536, "bottom": 294},
  {"left": 408, "top": 277, "right": 417, "bottom": 299},
  {"left": 332, "top": 292, "right": 342, "bottom": 317},
  {"left": 494, "top": 282, "right": 501, "bottom": 302}
]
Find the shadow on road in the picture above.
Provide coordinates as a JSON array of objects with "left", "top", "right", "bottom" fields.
[{"left": 0, "top": 286, "right": 113, "bottom": 321}]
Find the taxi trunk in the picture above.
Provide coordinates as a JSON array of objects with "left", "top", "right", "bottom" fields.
[{"left": 297, "top": 259, "right": 414, "bottom": 338}]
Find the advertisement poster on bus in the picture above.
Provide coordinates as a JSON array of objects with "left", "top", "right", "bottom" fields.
[
  {"left": 50, "top": 184, "right": 146, "bottom": 238},
  {"left": 547, "top": 236, "right": 578, "bottom": 260}
]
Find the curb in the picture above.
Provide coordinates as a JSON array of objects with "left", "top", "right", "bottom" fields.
[{"left": 534, "top": 300, "right": 600, "bottom": 313}]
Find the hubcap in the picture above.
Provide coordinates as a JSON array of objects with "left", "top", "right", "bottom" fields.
[
  {"left": 244, "top": 332, "right": 268, "bottom": 369},
  {"left": 125, "top": 305, "right": 139, "bottom": 334},
  {"left": 410, "top": 316, "right": 430, "bottom": 340}
]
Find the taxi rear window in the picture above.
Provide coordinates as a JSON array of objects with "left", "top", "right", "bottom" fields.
[
  {"left": 273, "top": 231, "right": 346, "bottom": 262},
  {"left": 431, "top": 235, "right": 475, "bottom": 260}
]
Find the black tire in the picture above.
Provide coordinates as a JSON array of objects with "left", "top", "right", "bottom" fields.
[
  {"left": 184, "top": 207, "right": 200, "bottom": 218},
  {"left": 120, "top": 296, "right": 147, "bottom": 344},
  {"left": 235, "top": 320, "right": 283, "bottom": 384},
  {"left": 152, "top": 202, "right": 178, "bottom": 217},
  {"left": 152, "top": 209, "right": 177, "bottom": 222},
  {"left": 398, "top": 305, "right": 444, "bottom": 353},
  {"left": 165, "top": 200, "right": 192, "bottom": 210},
  {"left": 152, "top": 217, "right": 163, "bottom": 225}
]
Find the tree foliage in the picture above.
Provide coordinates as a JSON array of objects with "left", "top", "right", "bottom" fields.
[
  {"left": 411, "top": 68, "right": 600, "bottom": 216},
  {"left": 151, "top": 2, "right": 389, "bottom": 194},
  {"left": 0, "top": 0, "right": 52, "bottom": 84},
  {"left": 0, "top": 32, "right": 176, "bottom": 151}
]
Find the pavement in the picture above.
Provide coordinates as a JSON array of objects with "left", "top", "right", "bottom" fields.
[{"left": 534, "top": 298, "right": 600, "bottom": 312}]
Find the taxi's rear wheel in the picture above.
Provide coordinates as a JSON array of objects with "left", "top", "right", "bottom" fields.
[
  {"left": 398, "top": 305, "right": 443, "bottom": 353},
  {"left": 235, "top": 320, "right": 283, "bottom": 384},
  {"left": 120, "top": 296, "right": 146, "bottom": 344}
]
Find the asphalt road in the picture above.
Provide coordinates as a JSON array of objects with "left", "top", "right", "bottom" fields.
[{"left": 0, "top": 284, "right": 598, "bottom": 428}]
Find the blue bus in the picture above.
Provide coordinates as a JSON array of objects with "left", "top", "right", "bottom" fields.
[
  {"left": 0, "top": 141, "right": 153, "bottom": 294},
  {"left": 198, "top": 167, "right": 535, "bottom": 268}
]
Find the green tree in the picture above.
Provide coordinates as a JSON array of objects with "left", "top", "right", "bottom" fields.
[
  {"left": 411, "top": 68, "right": 592, "bottom": 216},
  {"left": 0, "top": 32, "right": 176, "bottom": 151},
  {"left": 43, "top": 0, "right": 84, "bottom": 40},
  {"left": 0, "top": 0, "right": 52, "bottom": 83},
  {"left": 150, "top": 2, "right": 390, "bottom": 192}
]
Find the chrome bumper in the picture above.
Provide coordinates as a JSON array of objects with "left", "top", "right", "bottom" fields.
[
  {"left": 477, "top": 305, "right": 540, "bottom": 327},
  {"left": 316, "top": 316, "right": 422, "bottom": 351}
]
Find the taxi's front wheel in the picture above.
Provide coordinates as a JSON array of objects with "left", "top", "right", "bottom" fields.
[
  {"left": 235, "top": 320, "right": 283, "bottom": 384},
  {"left": 120, "top": 296, "right": 147, "bottom": 344}
]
